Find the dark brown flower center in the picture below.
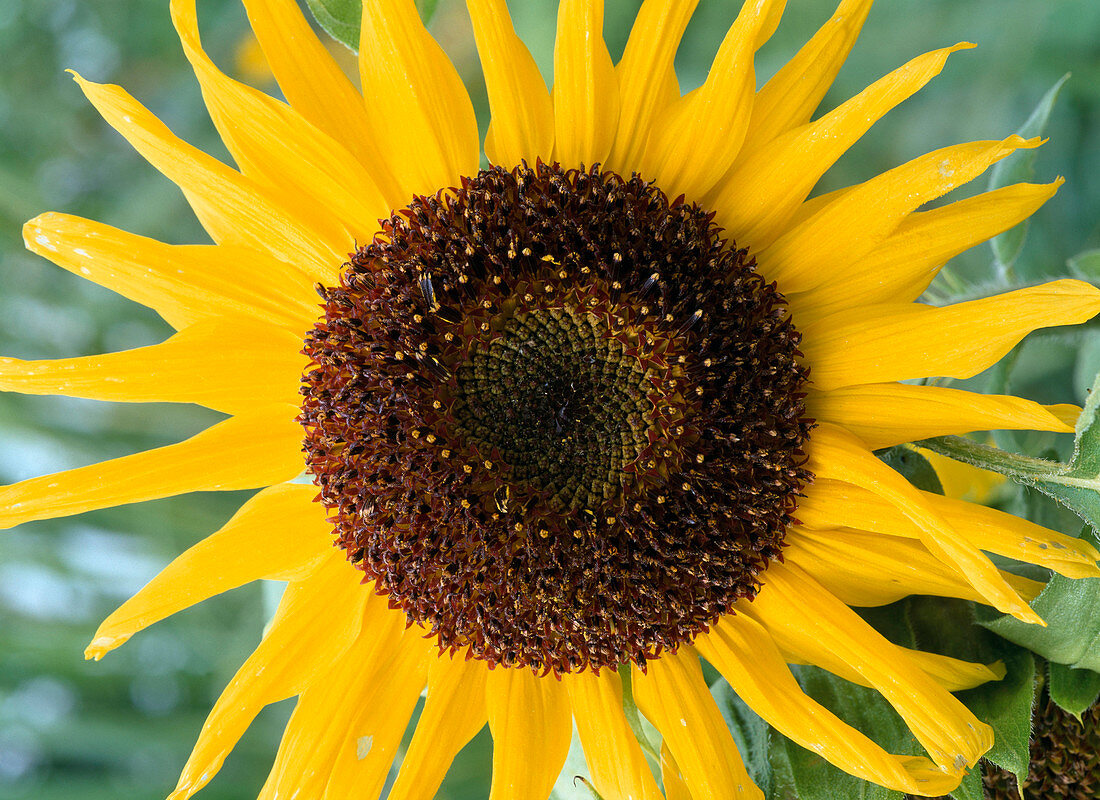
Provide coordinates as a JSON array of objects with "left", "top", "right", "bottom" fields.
[{"left": 299, "top": 163, "right": 813, "bottom": 674}]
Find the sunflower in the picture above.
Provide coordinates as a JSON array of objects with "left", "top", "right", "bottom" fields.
[{"left": 5, "top": 0, "right": 1100, "bottom": 797}]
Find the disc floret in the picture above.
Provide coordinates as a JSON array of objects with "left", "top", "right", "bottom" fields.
[{"left": 300, "top": 162, "right": 812, "bottom": 674}]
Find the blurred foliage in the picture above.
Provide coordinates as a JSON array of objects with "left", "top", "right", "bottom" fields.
[{"left": 1, "top": 1, "right": 1099, "bottom": 799}]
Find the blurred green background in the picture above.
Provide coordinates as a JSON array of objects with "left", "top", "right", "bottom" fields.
[{"left": 0, "top": 1, "right": 1098, "bottom": 798}]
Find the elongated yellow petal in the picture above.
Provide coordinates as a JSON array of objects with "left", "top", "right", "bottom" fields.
[
  {"left": 358, "top": 0, "right": 479, "bottom": 197},
  {"left": 71, "top": 73, "right": 343, "bottom": 277},
  {"left": 171, "top": 0, "right": 387, "bottom": 244},
  {"left": 256, "top": 608, "right": 421, "bottom": 800},
  {"left": 798, "top": 478, "right": 1100, "bottom": 579},
  {"left": 746, "top": 563, "right": 994, "bottom": 774},
  {"left": 169, "top": 555, "right": 370, "bottom": 800},
  {"left": 486, "top": 666, "right": 572, "bottom": 800},
  {"left": 552, "top": 0, "right": 619, "bottom": 168},
  {"left": 792, "top": 181, "right": 1062, "bottom": 320},
  {"left": 0, "top": 404, "right": 302, "bottom": 530},
  {"left": 659, "top": 744, "right": 692, "bottom": 800},
  {"left": 23, "top": 214, "right": 319, "bottom": 332},
  {"left": 563, "top": 669, "right": 664, "bottom": 800},
  {"left": 0, "top": 319, "right": 305, "bottom": 414},
  {"left": 643, "top": 0, "right": 786, "bottom": 199},
  {"left": 808, "top": 383, "right": 1073, "bottom": 450},
  {"left": 468, "top": 0, "right": 554, "bottom": 166},
  {"left": 801, "top": 280, "right": 1100, "bottom": 391},
  {"left": 388, "top": 652, "right": 488, "bottom": 800},
  {"left": 786, "top": 526, "right": 1043, "bottom": 607},
  {"left": 768, "top": 618, "right": 1003, "bottom": 693},
  {"left": 605, "top": 0, "right": 699, "bottom": 173},
  {"left": 743, "top": 0, "right": 873, "bottom": 151},
  {"left": 238, "top": 0, "right": 405, "bottom": 205},
  {"left": 87, "top": 484, "right": 329, "bottom": 659},
  {"left": 714, "top": 44, "right": 971, "bottom": 249},
  {"left": 633, "top": 649, "right": 762, "bottom": 799},
  {"left": 758, "top": 136, "right": 1039, "bottom": 294},
  {"left": 323, "top": 629, "right": 433, "bottom": 799},
  {"left": 807, "top": 423, "right": 1042, "bottom": 623},
  {"left": 695, "top": 613, "right": 963, "bottom": 796}
]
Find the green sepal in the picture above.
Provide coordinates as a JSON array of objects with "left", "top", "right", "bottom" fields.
[
  {"left": 1048, "top": 660, "right": 1100, "bottom": 719},
  {"left": 987, "top": 73, "right": 1070, "bottom": 274},
  {"left": 304, "top": 0, "right": 361, "bottom": 51},
  {"left": 305, "top": 0, "right": 442, "bottom": 52}
]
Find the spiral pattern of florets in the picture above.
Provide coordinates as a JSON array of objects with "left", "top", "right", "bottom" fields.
[{"left": 299, "top": 162, "right": 813, "bottom": 674}]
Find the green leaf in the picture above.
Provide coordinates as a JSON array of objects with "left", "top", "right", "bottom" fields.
[
  {"left": 978, "top": 541, "right": 1100, "bottom": 671},
  {"left": 987, "top": 74, "right": 1070, "bottom": 273},
  {"left": 304, "top": 0, "right": 443, "bottom": 52},
  {"left": 876, "top": 445, "right": 945, "bottom": 494},
  {"left": 915, "top": 369, "right": 1100, "bottom": 533},
  {"left": 1048, "top": 661, "right": 1100, "bottom": 718},
  {"left": 957, "top": 645, "right": 1036, "bottom": 786},
  {"left": 948, "top": 765, "right": 983, "bottom": 800}
]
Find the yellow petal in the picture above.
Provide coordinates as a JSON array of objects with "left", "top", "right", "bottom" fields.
[
  {"left": 238, "top": 0, "right": 406, "bottom": 205},
  {"left": 552, "top": 0, "right": 619, "bottom": 168},
  {"left": 632, "top": 649, "right": 763, "bottom": 799},
  {"left": 900, "top": 649, "right": 1007, "bottom": 692},
  {"left": 808, "top": 382, "right": 1074, "bottom": 450},
  {"left": 792, "top": 181, "right": 1063, "bottom": 320},
  {"left": 257, "top": 608, "right": 424, "bottom": 800},
  {"left": 605, "top": 0, "right": 699, "bottom": 173},
  {"left": 358, "top": 0, "right": 479, "bottom": 197},
  {"left": 759, "top": 603, "right": 1003, "bottom": 693},
  {"left": 486, "top": 666, "right": 573, "bottom": 800},
  {"left": 807, "top": 423, "right": 1042, "bottom": 623},
  {"left": 714, "top": 44, "right": 972, "bottom": 250},
  {"left": 323, "top": 628, "right": 434, "bottom": 799},
  {"left": 0, "top": 404, "right": 303, "bottom": 530},
  {"left": 746, "top": 562, "right": 994, "bottom": 774},
  {"left": 171, "top": 0, "right": 388, "bottom": 244},
  {"left": 563, "top": 669, "right": 664, "bottom": 800},
  {"left": 801, "top": 280, "right": 1100, "bottom": 391},
  {"left": 785, "top": 526, "right": 1042, "bottom": 607},
  {"left": 642, "top": 0, "right": 786, "bottom": 200},
  {"left": 695, "top": 613, "right": 963, "bottom": 796},
  {"left": 23, "top": 214, "right": 320, "bottom": 332},
  {"left": 758, "top": 136, "right": 1040, "bottom": 294},
  {"left": 169, "top": 554, "right": 370, "bottom": 800},
  {"left": 659, "top": 744, "right": 692, "bottom": 800},
  {"left": 468, "top": 0, "right": 554, "bottom": 166},
  {"left": 0, "top": 318, "right": 305, "bottom": 414},
  {"left": 86, "top": 484, "right": 329, "bottom": 659},
  {"left": 798, "top": 478, "right": 1100, "bottom": 580},
  {"left": 1048, "top": 403, "right": 1082, "bottom": 427},
  {"left": 71, "top": 73, "right": 343, "bottom": 278},
  {"left": 388, "top": 652, "right": 488, "bottom": 800},
  {"left": 742, "top": 0, "right": 873, "bottom": 151}
]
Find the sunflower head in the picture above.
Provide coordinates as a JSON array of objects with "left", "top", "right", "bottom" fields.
[{"left": 300, "top": 161, "right": 813, "bottom": 673}]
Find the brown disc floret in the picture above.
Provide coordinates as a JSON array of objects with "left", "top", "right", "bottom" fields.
[{"left": 299, "top": 162, "right": 813, "bottom": 674}]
